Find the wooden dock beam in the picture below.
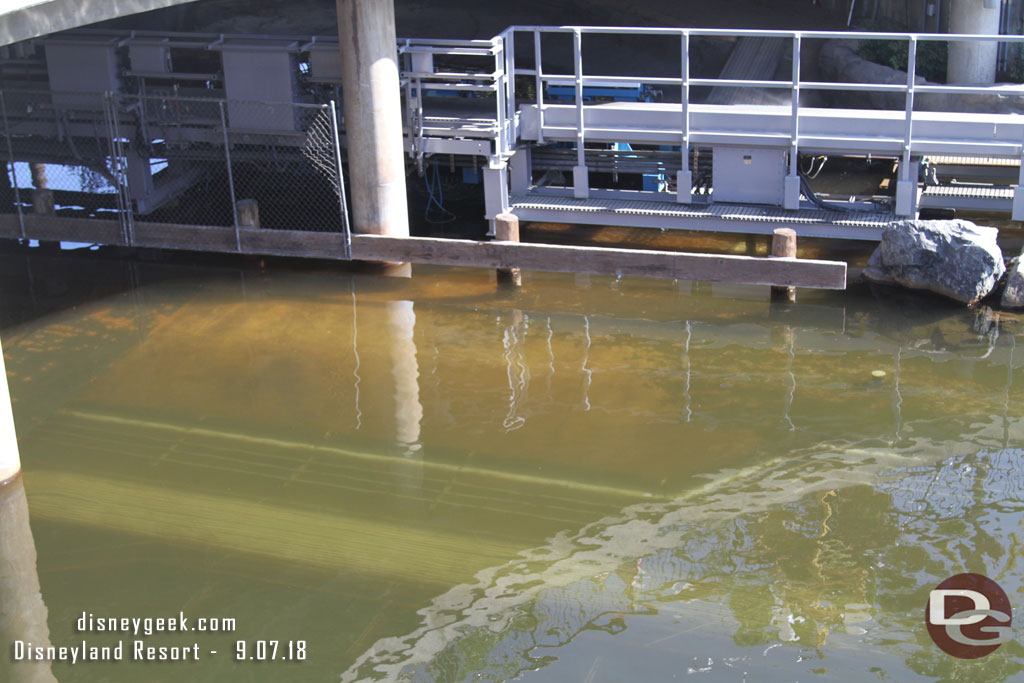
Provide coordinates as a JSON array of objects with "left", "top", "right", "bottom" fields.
[
  {"left": 351, "top": 234, "right": 847, "bottom": 290},
  {"left": 0, "top": 215, "right": 847, "bottom": 291}
]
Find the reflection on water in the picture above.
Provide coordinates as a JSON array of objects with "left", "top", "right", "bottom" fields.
[
  {"left": 0, "top": 244, "right": 1023, "bottom": 681},
  {"left": 0, "top": 478, "right": 58, "bottom": 683}
]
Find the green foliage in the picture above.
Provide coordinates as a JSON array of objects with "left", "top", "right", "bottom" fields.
[{"left": 856, "top": 20, "right": 947, "bottom": 83}]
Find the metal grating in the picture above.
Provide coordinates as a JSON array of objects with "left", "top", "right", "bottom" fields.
[
  {"left": 510, "top": 194, "right": 893, "bottom": 229},
  {"left": 927, "top": 156, "right": 1020, "bottom": 167},
  {"left": 922, "top": 185, "right": 1014, "bottom": 199}
]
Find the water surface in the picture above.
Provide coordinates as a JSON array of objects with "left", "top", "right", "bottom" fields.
[{"left": 1, "top": 244, "right": 1023, "bottom": 681}]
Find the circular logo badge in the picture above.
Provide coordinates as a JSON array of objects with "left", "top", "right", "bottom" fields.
[{"left": 925, "top": 573, "right": 1012, "bottom": 659}]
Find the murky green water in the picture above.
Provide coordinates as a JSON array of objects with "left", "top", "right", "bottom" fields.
[{"left": 1, "top": 243, "right": 1023, "bottom": 682}]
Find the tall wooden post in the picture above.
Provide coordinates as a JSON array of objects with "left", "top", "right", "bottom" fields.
[
  {"left": 236, "top": 198, "right": 260, "bottom": 228},
  {"left": 771, "top": 227, "right": 797, "bottom": 303},
  {"left": 29, "top": 163, "right": 52, "bottom": 217},
  {"left": 494, "top": 213, "right": 522, "bottom": 288},
  {"left": 336, "top": 0, "right": 409, "bottom": 249}
]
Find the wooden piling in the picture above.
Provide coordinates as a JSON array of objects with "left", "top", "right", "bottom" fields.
[
  {"left": 494, "top": 213, "right": 521, "bottom": 288},
  {"left": 236, "top": 198, "right": 260, "bottom": 228},
  {"left": 770, "top": 227, "right": 797, "bottom": 303}
]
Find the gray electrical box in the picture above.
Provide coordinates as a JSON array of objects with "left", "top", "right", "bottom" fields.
[
  {"left": 712, "top": 146, "right": 787, "bottom": 206},
  {"left": 44, "top": 35, "right": 121, "bottom": 108},
  {"left": 129, "top": 40, "right": 172, "bottom": 74},
  {"left": 307, "top": 43, "right": 342, "bottom": 83},
  {"left": 220, "top": 40, "right": 299, "bottom": 132}
]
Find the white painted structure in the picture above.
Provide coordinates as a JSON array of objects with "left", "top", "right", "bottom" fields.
[{"left": 0, "top": 339, "right": 21, "bottom": 484}]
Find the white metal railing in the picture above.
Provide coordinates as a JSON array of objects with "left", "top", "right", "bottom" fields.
[
  {"left": 398, "top": 37, "right": 512, "bottom": 170},
  {"left": 496, "top": 26, "right": 1024, "bottom": 195}
]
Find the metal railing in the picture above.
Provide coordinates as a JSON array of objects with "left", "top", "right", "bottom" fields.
[
  {"left": 495, "top": 26, "right": 1024, "bottom": 188},
  {"left": 0, "top": 88, "right": 351, "bottom": 257},
  {"left": 398, "top": 36, "right": 513, "bottom": 170}
]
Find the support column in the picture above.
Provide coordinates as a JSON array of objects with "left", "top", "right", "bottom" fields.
[
  {"left": 483, "top": 164, "right": 510, "bottom": 236},
  {"left": 336, "top": 0, "right": 409, "bottom": 242},
  {"left": 947, "top": 0, "right": 1001, "bottom": 84},
  {"left": 1, "top": 336, "right": 21, "bottom": 484}
]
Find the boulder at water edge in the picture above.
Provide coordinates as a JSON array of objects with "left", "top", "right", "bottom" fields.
[
  {"left": 1002, "top": 250, "right": 1024, "bottom": 309},
  {"left": 864, "top": 220, "right": 1005, "bottom": 305}
]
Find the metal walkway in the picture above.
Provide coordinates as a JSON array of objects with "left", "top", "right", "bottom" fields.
[{"left": 510, "top": 194, "right": 892, "bottom": 240}]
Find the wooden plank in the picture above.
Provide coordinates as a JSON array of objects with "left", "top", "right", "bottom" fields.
[
  {"left": 133, "top": 222, "right": 238, "bottom": 252},
  {"left": 0, "top": 214, "right": 846, "bottom": 289},
  {"left": 238, "top": 228, "right": 347, "bottom": 258},
  {"left": 350, "top": 235, "right": 848, "bottom": 290},
  {"left": 0, "top": 214, "right": 125, "bottom": 245}
]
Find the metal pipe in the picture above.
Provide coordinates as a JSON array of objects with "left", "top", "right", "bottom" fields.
[
  {"left": 681, "top": 30, "right": 690, "bottom": 160},
  {"left": 902, "top": 37, "right": 918, "bottom": 180},
  {"left": 790, "top": 34, "right": 802, "bottom": 177},
  {"left": 329, "top": 100, "right": 352, "bottom": 260},
  {"left": 504, "top": 28, "right": 516, "bottom": 156},
  {"left": 573, "top": 29, "right": 585, "bottom": 169},
  {"left": 534, "top": 29, "right": 545, "bottom": 144}
]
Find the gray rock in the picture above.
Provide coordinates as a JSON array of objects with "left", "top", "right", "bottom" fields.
[
  {"left": 864, "top": 219, "right": 1005, "bottom": 305},
  {"left": 1002, "top": 250, "right": 1024, "bottom": 309}
]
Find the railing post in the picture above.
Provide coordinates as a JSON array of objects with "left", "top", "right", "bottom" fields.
[
  {"left": 495, "top": 42, "right": 507, "bottom": 159},
  {"left": 572, "top": 29, "right": 588, "bottom": 199},
  {"left": 677, "top": 30, "right": 692, "bottom": 204},
  {"left": 0, "top": 91, "right": 25, "bottom": 239},
  {"left": 219, "top": 100, "right": 241, "bottom": 252},
  {"left": 896, "top": 36, "right": 918, "bottom": 217},
  {"left": 534, "top": 30, "right": 545, "bottom": 145},
  {"left": 504, "top": 30, "right": 516, "bottom": 155},
  {"left": 1013, "top": 117, "right": 1024, "bottom": 220},
  {"left": 784, "top": 33, "right": 802, "bottom": 210},
  {"left": 329, "top": 100, "right": 353, "bottom": 259},
  {"left": 416, "top": 75, "right": 425, "bottom": 176},
  {"left": 104, "top": 92, "right": 133, "bottom": 247}
]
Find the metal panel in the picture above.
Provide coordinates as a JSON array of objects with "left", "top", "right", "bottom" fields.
[
  {"left": 712, "top": 146, "right": 786, "bottom": 205},
  {"left": 307, "top": 44, "right": 342, "bottom": 82},
  {"left": 44, "top": 38, "right": 120, "bottom": 108},
  {"left": 222, "top": 48, "right": 298, "bottom": 131},
  {"left": 129, "top": 42, "right": 171, "bottom": 73}
]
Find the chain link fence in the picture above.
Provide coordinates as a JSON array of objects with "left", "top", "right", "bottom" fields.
[{"left": 0, "top": 88, "right": 350, "bottom": 257}]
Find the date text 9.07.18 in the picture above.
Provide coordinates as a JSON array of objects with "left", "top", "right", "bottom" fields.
[{"left": 234, "top": 640, "right": 306, "bottom": 661}]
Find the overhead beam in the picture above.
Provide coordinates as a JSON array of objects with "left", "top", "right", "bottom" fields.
[{"left": 0, "top": 0, "right": 200, "bottom": 47}]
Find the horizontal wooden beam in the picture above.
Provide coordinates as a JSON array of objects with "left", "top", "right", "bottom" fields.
[
  {"left": 0, "top": 215, "right": 847, "bottom": 289},
  {"left": 351, "top": 235, "right": 847, "bottom": 289}
]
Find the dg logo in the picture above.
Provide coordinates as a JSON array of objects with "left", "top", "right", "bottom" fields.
[{"left": 925, "top": 573, "right": 1013, "bottom": 659}]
